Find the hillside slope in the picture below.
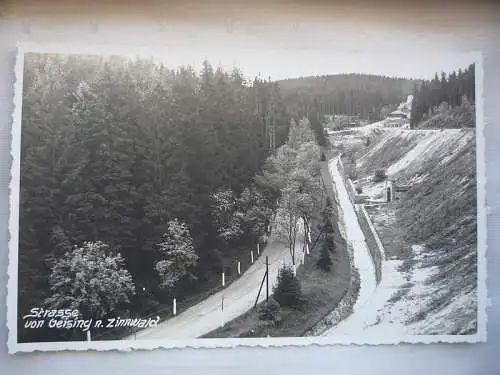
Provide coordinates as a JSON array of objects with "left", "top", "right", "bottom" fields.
[
  {"left": 277, "top": 74, "right": 417, "bottom": 121},
  {"left": 328, "top": 125, "right": 477, "bottom": 335}
]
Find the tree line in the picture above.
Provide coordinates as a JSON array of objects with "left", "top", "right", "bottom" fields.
[
  {"left": 18, "top": 53, "right": 410, "bottom": 342},
  {"left": 410, "top": 63, "right": 475, "bottom": 128},
  {"left": 18, "top": 53, "right": 290, "bottom": 342},
  {"left": 277, "top": 73, "right": 418, "bottom": 124}
]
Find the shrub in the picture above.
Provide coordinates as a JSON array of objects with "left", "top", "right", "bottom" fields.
[
  {"left": 356, "top": 186, "right": 363, "bottom": 194},
  {"left": 323, "top": 218, "right": 334, "bottom": 234},
  {"left": 373, "top": 169, "right": 387, "bottom": 182},
  {"left": 317, "top": 241, "right": 333, "bottom": 271},
  {"left": 325, "top": 233, "right": 336, "bottom": 252},
  {"left": 438, "top": 101, "right": 449, "bottom": 114},
  {"left": 258, "top": 297, "right": 281, "bottom": 322},
  {"left": 273, "top": 265, "right": 304, "bottom": 308}
]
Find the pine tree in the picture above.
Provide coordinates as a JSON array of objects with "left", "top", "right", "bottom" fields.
[
  {"left": 317, "top": 239, "right": 333, "bottom": 271},
  {"left": 273, "top": 265, "right": 303, "bottom": 307}
]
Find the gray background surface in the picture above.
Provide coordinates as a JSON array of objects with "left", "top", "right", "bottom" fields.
[{"left": 1, "top": 10, "right": 499, "bottom": 374}]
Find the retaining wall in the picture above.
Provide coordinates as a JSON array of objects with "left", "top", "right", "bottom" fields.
[
  {"left": 355, "top": 205, "right": 384, "bottom": 284},
  {"left": 336, "top": 154, "right": 386, "bottom": 285}
]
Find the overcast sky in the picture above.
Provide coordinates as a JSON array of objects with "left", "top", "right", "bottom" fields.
[
  {"left": 32, "top": 23, "right": 478, "bottom": 81},
  {"left": 152, "top": 47, "right": 476, "bottom": 81},
  {"left": 141, "top": 25, "right": 479, "bottom": 81}
]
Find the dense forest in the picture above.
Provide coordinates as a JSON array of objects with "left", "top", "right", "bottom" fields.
[
  {"left": 278, "top": 74, "right": 418, "bottom": 124},
  {"left": 19, "top": 53, "right": 292, "bottom": 342},
  {"left": 18, "top": 53, "right": 413, "bottom": 343},
  {"left": 410, "top": 64, "right": 475, "bottom": 128}
]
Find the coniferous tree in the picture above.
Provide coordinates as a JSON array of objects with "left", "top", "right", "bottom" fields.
[
  {"left": 317, "top": 240, "right": 333, "bottom": 271},
  {"left": 273, "top": 265, "right": 303, "bottom": 307},
  {"left": 18, "top": 54, "right": 290, "bottom": 342},
  {"left": 409, "top": 63, "right": 475, "bottom": 129}
]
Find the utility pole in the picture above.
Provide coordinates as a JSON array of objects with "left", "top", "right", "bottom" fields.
[
  {"left": 255, "top": 256, "right": 270, "bottom": 307},
  {"left": 266, "top": 256, "right": 269, "bottom": 302}
]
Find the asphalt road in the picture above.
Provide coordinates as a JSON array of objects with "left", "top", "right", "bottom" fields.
[{"left": 129, "top": 236, "right": 305, "bottom": 340}]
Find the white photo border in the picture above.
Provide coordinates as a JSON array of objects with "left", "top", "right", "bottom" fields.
[{"left": 7, "top": 41, "right": 488, "bottom": 353}]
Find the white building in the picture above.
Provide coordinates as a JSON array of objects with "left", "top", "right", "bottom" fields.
[{"left": 384, "top": 109, "right": 409, "bottom": 127}]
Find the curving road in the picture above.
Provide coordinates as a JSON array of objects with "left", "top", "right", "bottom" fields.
[
  {"left": 322, "top": 157, "right": 377, "bottom": 336},
  {"left": 129, "top": 236, "right": 305, "bottom": 340}
]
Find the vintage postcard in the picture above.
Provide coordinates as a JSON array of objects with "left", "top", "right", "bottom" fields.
[{"left": 7, "top": 40, "right": 486, "bottom": 353}]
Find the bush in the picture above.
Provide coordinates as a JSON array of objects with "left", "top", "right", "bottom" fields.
[
  {"left": 373, "top": 169, "right": 387, "bottom": 182},
  {"left": 317, "top": 241, "right": 333, "bottom": 271},
  {"left": 438, "top": 101, "right": 449, "bottom": 114},
  {"left": 258, "top": 297, "right": 281, "bottom": 322},
  {"left": 323, "top": 217, "right": 334, "bottom": 234},
  {"left": 325, "top": 233, "right": 335, "bottom": 252},
  {"left": 356, "top": 186, "right": 363, "bottom": 194},
  {"left": 273, "top": 265, "right": 304, "bottom": 308}
]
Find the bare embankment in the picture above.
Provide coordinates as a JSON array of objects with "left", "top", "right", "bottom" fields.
[{"left": 327, "top": 123, "right": 477, "bottom": 335}]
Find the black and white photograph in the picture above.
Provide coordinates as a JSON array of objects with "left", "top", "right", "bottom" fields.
[{"left": 8, "top": 40, "right": 485, "bottom": 352}]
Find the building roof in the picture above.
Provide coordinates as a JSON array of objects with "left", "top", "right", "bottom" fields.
[{"left": 387, "top": 110, "right": 408, "bottom": 118}]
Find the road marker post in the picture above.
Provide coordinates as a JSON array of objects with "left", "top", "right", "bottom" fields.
[
  {"left": 251, "top": 250, "right": 254, "bottom": 264},
  {"left": 237, "top": 261, "right": 241, "bottom": 275},
  {"left": 173, "top": 297, "right": 177, "bottom": 316},
  {"left": 222, "top": 272, "right": 225, "bottom": 287},
  {"left": 86, "top": 330, "right": 91, "bottom": 342},
  {"left": 257, "top": 243, "right": 260, "bottom": 255}
]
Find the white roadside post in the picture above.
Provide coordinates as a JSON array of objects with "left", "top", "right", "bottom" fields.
[
  {"left": 251, "top": 250, "right": 254, "bottom": 264},
  {"left": 222, "top": 272, "right": 225, "bottom": 287},
  {"left": 86, "top": 330, "right": 91, "bottom": 342},
  {"left": 306, "top": 242, "right": 310, "bottom": 255},
  {"left": 173, "top": 298, "right": 177, "bottom": 316},
  {"left": 237, "top": 261, "right": 241, "bottom": 275},
  {"left": 257, "top": 242, "right": 260, "bottom": 255}
]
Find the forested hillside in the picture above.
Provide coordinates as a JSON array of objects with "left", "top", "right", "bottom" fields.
[
  {"left": 19, "top": 53, "right": 290, "bottom": 342},
  {"left": 410, "top": 64, "right": 475, "bottom": 128},
  {"left": 278, "top": 74, "right": 417, "bottom": 123},
  {"left": 18, "top": 53, "right": 416, "bottom": 343}
]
